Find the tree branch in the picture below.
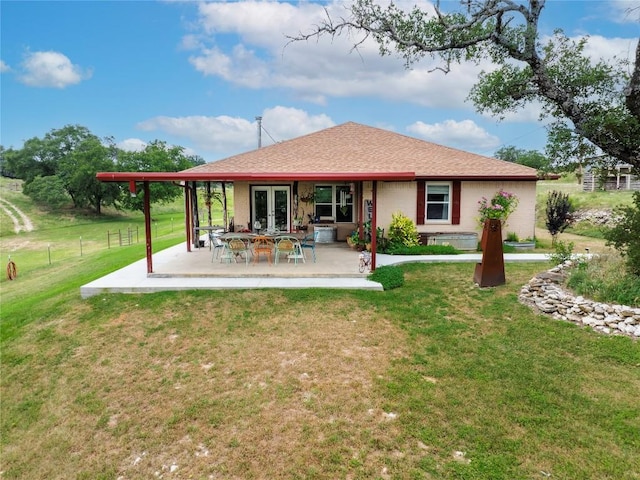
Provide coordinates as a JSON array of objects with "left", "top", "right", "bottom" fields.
[{"left": 287, "top": 0, "right": 640, "bottom": 167}]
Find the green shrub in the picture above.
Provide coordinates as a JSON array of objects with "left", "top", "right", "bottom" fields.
[
  {"left": 386, "top": 244, "right": 459, "bottom": 255},
  {"left": 547, "top": 240, "right": 574, "bottom": 266},
  {"left": 369, "top": 265, "right": 404, "bottom": 290},
  {"left": 505, "top": 231, "right": 519, "bottom": 242},
  {"left": 566, "top": 254, "right": 640, "bottom": 306},
  {"left": 22, "top": 175, "right": 70, "bottom": 209},
  {"left": 387, "top": 212, "right": 419, "bottom": 248},
  {"left": 603, "top": 191, "right": 640, "bottom": 276}
]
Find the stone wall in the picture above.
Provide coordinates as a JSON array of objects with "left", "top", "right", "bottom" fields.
[
  {"left": 571, "top": 209, "right": 620, "bottom": 227},
  {"left": 518, "top": 261, "right": 640, "bottom": 338}
]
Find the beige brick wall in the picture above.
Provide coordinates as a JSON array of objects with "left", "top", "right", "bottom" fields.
[
  {"left": 232, "top": 182, "right": 250, "bottom": 231},
  {"left": 375, "top": 180, "right": 537, "bottom": 240},
  {"left": 233, "top": 179, "right": 537, "bottom": 240}
]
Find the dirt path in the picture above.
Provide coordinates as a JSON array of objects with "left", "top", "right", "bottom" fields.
[{"left": 0, "top": 197, "right": 34, "bottom": 233}]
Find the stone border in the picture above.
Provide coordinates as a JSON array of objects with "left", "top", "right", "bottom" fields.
[{"left": 518, "top": 261, "right": 640, "bottom": 338}]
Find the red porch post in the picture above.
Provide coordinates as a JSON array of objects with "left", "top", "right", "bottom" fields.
[
  {"left": 185, "top": 183, "right": 192, "bottom": 252},
  {"left": 143, "top": 181, "right": 153, "bottom": 274},
  {"left": 371, "top": 180, "right": 377, "bottom": 271},
  {"left": 358, "top": 181, "right": 364, "bottom": 239}
]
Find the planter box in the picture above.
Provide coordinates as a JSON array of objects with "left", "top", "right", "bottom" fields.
[
  {"left": 314, "top": 225, "right": 337, "bottom": 243},
  {"left": 419, "top": 232, "right": 478, "bottom": 251},
  {"left": 504, "top": 241, "right": 536, "bottom": 250}
]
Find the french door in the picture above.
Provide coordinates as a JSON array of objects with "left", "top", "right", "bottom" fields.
[{"left": 251, "top": 186, "right": 290, "bottom": 232}]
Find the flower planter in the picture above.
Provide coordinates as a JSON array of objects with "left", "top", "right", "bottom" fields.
[{"left": 504, "top": 241, "right": 535, "bottom": 250}]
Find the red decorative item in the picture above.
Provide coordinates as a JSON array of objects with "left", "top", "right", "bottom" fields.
[{"left": 473, "top": 219, "right": 505, "bottom": 287}]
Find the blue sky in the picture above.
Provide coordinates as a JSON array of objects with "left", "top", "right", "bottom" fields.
[{"left": 1, "top": 0, "right": 638, "bottom": 162}]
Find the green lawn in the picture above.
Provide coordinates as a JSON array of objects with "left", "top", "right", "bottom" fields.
[
  {"left": 1, "top": 177, "right": 639, "bottom": 479},
  {"left": 1, "top": 262, "right": 639, "bottom": 479}
]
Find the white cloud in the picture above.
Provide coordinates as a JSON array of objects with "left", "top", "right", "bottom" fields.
[
  {"left": 407, "top": 119, "right": 501, "bottom": 151},
  {"left": 117, "top": 138, "right": 147, "bottom": 152},
  {"left": 260, "top": 106, "right": 334, "bottom": 142},
  {"left": 189, "top": 44, "right": 269, "bottom": 89},
  {"left": 580, "top": 35, "right": 638, "bottom": 64},
  {"left": 18, "top": 51, "right": 91, "bottom": 88},
  {"left": 136, "top": 106, "right": 334, "bottom": 158},
  {"left": 184, "top": 0, "right": 479, "bottom": 110},
  {"left": 183, "top": 0, "right": 640, "bottom": 124},
  {"left": 609, "top": 0, "right": 640, "bottom": 23},
  {"left": 0, "top": 60, "right": 10, "bottom": 73},
  {"left": 116, "top": 137, "right": 197, "bottom": 157}
]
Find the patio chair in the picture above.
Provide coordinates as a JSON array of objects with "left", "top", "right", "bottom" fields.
[
  {"left": 223, "top": 237, "right": 249, "bottom": 265},
  {"left": 300, "top": 230, "right": 319, "bottom": 262},
  {"left": 207, "top": 227, "right": 225, "bottom": 250},
  {"left": 274, "top": 236, "right": 304, "bottom": 264},
  {"left": 252, "top": 235, "right": 274, "bottom": 264},
  {"left": 210, "top": 233, "right": 225, "bottom": 262}
]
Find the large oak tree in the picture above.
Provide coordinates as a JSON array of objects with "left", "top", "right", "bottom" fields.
[{"left": 291, "top": 0, "right": 639, "bottom": 172}]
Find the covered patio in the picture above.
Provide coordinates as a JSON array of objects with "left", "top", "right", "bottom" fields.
[
  {"left": 151, "top": 238, "right": 366, "bottom": 278},
  {"left": 80, "top": 240, "right": 383, "bottom": 298}
]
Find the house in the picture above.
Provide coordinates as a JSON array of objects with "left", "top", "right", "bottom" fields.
[
  {"left": 582, "top": 163, "right": 640, "bottom": 191},
  {"left": 183, "top": 122, "right": 538, "bottom": 241},
  {"left": 98, "top": 122, "right": 538, "bottom": 272}
]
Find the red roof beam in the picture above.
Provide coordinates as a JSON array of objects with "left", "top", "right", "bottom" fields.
[{"left": 96, "top": 172, "right": 417, "bottom": 182}]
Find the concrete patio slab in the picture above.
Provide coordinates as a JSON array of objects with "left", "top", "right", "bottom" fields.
[{"left": 80, "top": 240, "right": 551, "bottom": 298}]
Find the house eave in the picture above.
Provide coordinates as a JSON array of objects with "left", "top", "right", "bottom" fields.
[
  {"left": 416, "top": 175, "right": 539, "bottom": 181},
  {"left": 96, "top": 172, "right": 417, "bottom": 183}
]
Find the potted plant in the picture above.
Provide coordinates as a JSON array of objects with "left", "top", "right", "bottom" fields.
[
  {"left": 347, "top": 230, "right": 359, "bottom": 248},
  {"left": 299, "top": 190, "right": 315, "bottom": 203},
  {"left": 477, "top": 190, "right": 519, "bottom": 226}
]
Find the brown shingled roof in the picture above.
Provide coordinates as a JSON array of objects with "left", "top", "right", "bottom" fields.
[{"left": 184, "top": 122, "right": 537, "bottom": 180}]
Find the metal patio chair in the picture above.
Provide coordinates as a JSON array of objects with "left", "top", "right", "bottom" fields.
[
  {"left": 274, "top": 236, "right": 304, "bottom": 264},
  {"left": 300, "top": 230, "right": 319, "bottom": 262},
  {"left": 210, "top": 233, "right": 226, "bottom": 262},
  {"left": 223, "top": 237, "right": 249, "bottom": 265},
  {"left": 252, "top": 235, "right": 274, "bottom": 264}
]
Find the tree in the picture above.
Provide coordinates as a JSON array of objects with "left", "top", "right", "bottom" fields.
[
  {"left": 22, "top": 175, "right": 71, "bottom": 209},
  {"left": 58, "top": 136, "right": 121, "bottom": 214},
  {"left": 545, "top": 190, "right": 573, "bottom": 245},
  {"left": 4, "top": 136, "right": 58, "bottom": 184},
  {"left": 6, "top": 125, "right": 122, "bottom": 213},
  {"left": 604, "top": 192, "right": 640, "bottom": 277},
  {"left": 117, "top": 141, "right": 201, "bottom": 212},
  {"left": 0, "top": 146, "right": 15, "bottom": 178},
  {"left": 290, "top": 0, "right": 639, "bottom": 172},
  {"left": 4, "top": 125, "right": 98, "bottom": 186},
  {"left": 494, "top": 145, "right": 550, "bottom": 173}
]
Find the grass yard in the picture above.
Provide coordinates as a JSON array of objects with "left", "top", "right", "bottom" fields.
[
  {"left": 2, "top": 262, "right": 639, "bottom": 479},
  {"left": 1, "top": 176, "right": 639, "bottom": 479}
]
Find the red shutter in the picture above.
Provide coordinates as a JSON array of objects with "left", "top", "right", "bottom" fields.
[
  {"left": 416, "top": 180, "right": 425, "bottom": 225},
  {"left": 452, "top": 181, "right": 461, "bottom": 225}
]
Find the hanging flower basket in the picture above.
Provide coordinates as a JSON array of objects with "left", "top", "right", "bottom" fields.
[{"left": 299, "top": 190, "right": 315, "bottom": 203}]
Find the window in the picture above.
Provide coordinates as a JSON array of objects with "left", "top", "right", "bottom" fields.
[
  {"left": 426, "top": 183, "right": 451, "bottom": 222},
  {"left": 416, "top": 180, "right": 460, "bottom": 225},
  {"left": 314, "top": 185, "right": 354, "bottom": 222}
]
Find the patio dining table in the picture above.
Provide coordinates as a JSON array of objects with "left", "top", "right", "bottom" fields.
[
  {"left": 195, "top": 225, "right": 225, "bottom": 249},
  {"left": 218, "top": 232, "right": 306, "bottom": 264}
]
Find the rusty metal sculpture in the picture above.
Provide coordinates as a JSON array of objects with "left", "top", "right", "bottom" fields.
[{"left": 473, "top": 219, "right": 505, "bottom": 287}]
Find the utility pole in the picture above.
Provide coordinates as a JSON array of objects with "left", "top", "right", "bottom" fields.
[{"left": 255, "top": 116, "right": 262, "bottom": 148}]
